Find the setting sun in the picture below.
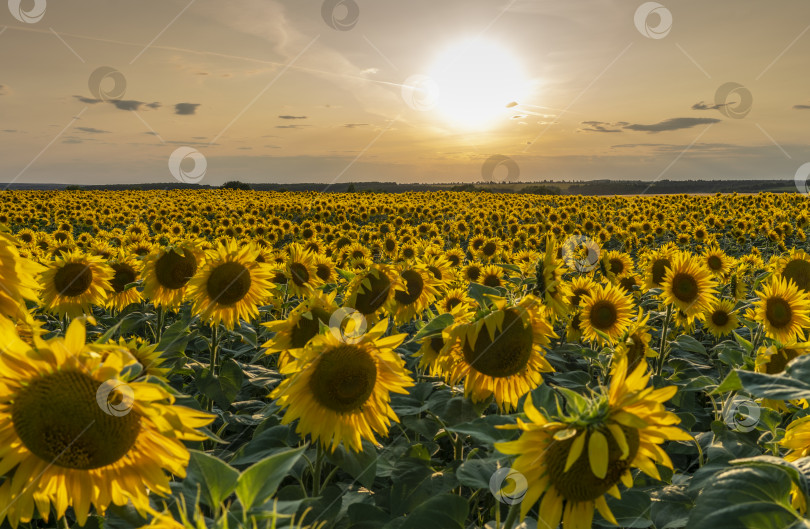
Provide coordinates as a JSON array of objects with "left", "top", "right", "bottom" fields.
[{"left": 427, "top": 38, "right": 530, "bottom": 130}]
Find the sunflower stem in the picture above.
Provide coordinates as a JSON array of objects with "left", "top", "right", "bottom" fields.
[
  {"left": 750, "top": 323, "right": 763, "bottom": 355},
  {"left": 210, "top": 324, "right": 220, "bottom": 377},
  {"left": 501, "top": 502, "right": 520, "bottom": 529},
  {"left": 657, "top": 304, "right": 673, "bottom": 376},
  {"left": 312, "top": 444, "right": 324, "bottom": 497},
  {"left": 156, "top": 306, "right": 164, "bottom": 343}
]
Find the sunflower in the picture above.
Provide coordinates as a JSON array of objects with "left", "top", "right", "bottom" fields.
[
  {"left": 271, "top": 318, "right": 413, "bottom": 452},
  {"left": 312, "top": 254, "right": 337, "bottom": 284},
  {"left": 579, "top": 283, "right": 634, "bottom": 346},
  {"left": 702, "top": 299, "right": 739, "bottom": 338},
  {"left": 284, "top": 243, "right": 323, "bottom": 297},
  {"left": 421, "top": 253, "right": 455, "bottom": 286},
  {"left": 416, "top": 311, "right": 473, "bottom": 376},
  {"left": 753, "top": 275, "right": 810, "bottom": 344},
  {"left": 187, "top": 240, "right": 274, "bottom": 330},
  {"left": 116, "top": 336, "right": 171, "bottom": 380},
  {"left": 612, "top": 310, "right": 654, "bottom": 374},
  {"left": 495, "top": 354, "right": 691, "bottom": 527},
  {"left": 386, "top": 264, "right": 441, "bottom": 325},
  {"left": 346, "top": 264, "right": 403, "bottom": 323},
  {"left": 438, "top": 287, "right": 475, "bottom": 314},
  {"left": 532, "top": 237, "right": 569, "bottom": 320},
  {"left": 660, "top": 252, "right": 718, "bottom": 320},
  {"left": 700, "top": 246, "right": 732, "bottom": 277},
  {"left": 478, "top": 263, "right": 508, "bottom": 288},
  {"left": 0, "top": 230, "right": 43, "bottom": 320},
  {"left": 142, "top": 242, "right": 204, "bottom": 309},
  {"left": 106, "top": 252, "right": 142, "bottom": 312},
  {"left": 40, "top": 250, "right": 112, "bottom": 319},
  {"left": 566, "top": 311, "right": 583, "bottom": 342},
  {"left": 566, "top": 275, "right": 596, "bottom": 308},
  {"left": 777, "top": 249, "right": 810, "bottom": 293},
  {"left": 0, "top": 318, "right": 213, "bottom": 527},
  {"left": 755, "top": 343, "right": 810, "bottom": 411},
  {"left": 263, "top": 290, "right": 339, "bottom": 368},
  {"left": 602, "top": 250, "right": 634, "bottom": 280},
  {"left": 440, "top": 295, "right": 556, "bottom": 411},
  {"left": 642, "top": 247, "right": 675, "bottom": 291},
  {"left": 461, "top": 262, "right": 483, "bottom": 283}
]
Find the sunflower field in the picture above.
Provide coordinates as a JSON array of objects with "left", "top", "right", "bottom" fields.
[{"left": 3, "top": 189, "right": 810, "bottom": 529}]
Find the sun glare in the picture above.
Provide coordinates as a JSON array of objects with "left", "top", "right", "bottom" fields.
[{"left": 428, "top": 38, "right": 529, "bottom": 130}]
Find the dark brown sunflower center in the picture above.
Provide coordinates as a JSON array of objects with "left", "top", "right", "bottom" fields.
[
  {"left": 290, "top": 262, "right": 310, "bottom": 287},
  {"left": 571, "top": 289, "right": 589, "bottom": 306},
  {"left": 395, "top": 270, "right": 425, "bottom": 305},
  {"left": 765, "top": 348, "right": 801, "bottom": 374},
  {"left": 671, "top": 273, "right": 698, "bottom": 303},
  {"left": 446, "top": 297, "right": 462, "bottom": 311},
  {"left": 546, "top": 425, "right": 640, "bottom": 502},
  {"left": 430, "top": 335, "right": 445, "bottom": 354},
  {"left": 589, "top": 300, "right": 618, "bottom": 330},
  {"left": 309, "top": 345, "right": 377, "bottom": 413},
  {"left": 155, "top": 249, "right": 197, "bottom": 290},
  {"left": 783, "top": 259, "right": 810, "bottom": 292},
  {"left": 354, "top": 271, "right": 391, "bottom": 315},
  {"left": 316, "top": 263, "right": 332, "bottom": 282},
  {"left": 11, "top": 370, "right": 140, "bottom": 470},
  {"left": 609, "top": 258, "right": 624, "bottom": 275},
  {"left": 206, "top": 262, "right": 252, "bottom": 305},
  {"left": 54, "top": 262, "right": 93, "bottom": 297},
  {"left": 625, "top": 333, "right": 646, "bottom": 368},
  {"left": 385, "top": 239, "right": 396, "bottom": 252},
  {"left": 290, "top": 307, "right": 332, "bottom": 349},
  {"left": 707, "top": 255, "right": 723, "bottom": 271},
  {"left": 482, "top": 242, "right": 498, "bottom": 257},
  {"left": 483, "top": 273, "right": 502, "bottom": 288},
  {"left": 428, "top": 265, "right": 442, "bottom": 280},
  {"left": 711, "top": 310, "right": 729, "bottom": 327},
  {"left": 466, "top": 266, "right": 482, "bottom": 282},
  {"left": 462, "top": 309, "right": 533, "bottom": 378},
  {"left": 765, "top": 297, "right": 793, "bottom": 329},
  {"left": 110, "top": 263, "right": 137, "bottom": 293},
  {"left": 651, "top": 258, "right": 671, "bottom": 286}
]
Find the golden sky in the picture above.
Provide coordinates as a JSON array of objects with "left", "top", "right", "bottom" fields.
[{"left": 1, "top": 0, "right": 809, "bottom": 185}]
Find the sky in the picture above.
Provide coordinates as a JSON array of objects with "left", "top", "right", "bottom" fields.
[{"left": 1, "top": 0, "right": 809, "bottom": 186}]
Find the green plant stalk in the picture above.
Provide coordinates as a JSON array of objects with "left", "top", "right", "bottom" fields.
[
  {"left": 312, "top": 444, "right": 324, "bottom": 497},
  {"left": 657, "top": 304, "right": 673, "bottom": 376},
  {"left": 156, "top": 306, "right": 164, "bottom": 343},
  {"left": 501, "top": 503, "right": 520, "bottom": 529}
]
